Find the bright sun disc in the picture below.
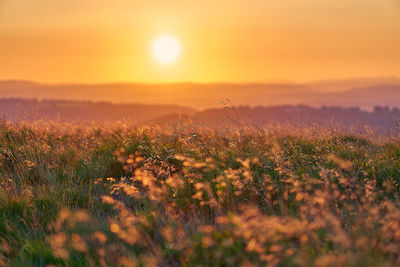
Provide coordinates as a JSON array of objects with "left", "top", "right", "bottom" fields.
[{"left": 152, "top": 35, "right": 181, "bottom": 64}]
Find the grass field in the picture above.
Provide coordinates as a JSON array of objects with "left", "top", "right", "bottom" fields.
[{"left": 0, "top": 120, "right": 399, "bottom": 266}]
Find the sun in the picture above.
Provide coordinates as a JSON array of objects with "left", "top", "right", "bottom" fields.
[{"left": 152, "top": 35, "right": 181, "bottom": 64}]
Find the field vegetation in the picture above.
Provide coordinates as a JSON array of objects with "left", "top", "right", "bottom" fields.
[{"left": 0, "top": 120, "right": 399, "bottom": 266}]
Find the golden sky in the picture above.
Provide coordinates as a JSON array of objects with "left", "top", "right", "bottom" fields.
[{"left": 0, "top": 0, "right": 399, "bottom": 83}]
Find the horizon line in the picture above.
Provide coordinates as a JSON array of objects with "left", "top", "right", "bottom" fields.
[{"left": 1, "top": 75, "right": 400, "bottom": 86}]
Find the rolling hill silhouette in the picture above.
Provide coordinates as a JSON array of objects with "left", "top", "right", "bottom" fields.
[
  {"left": 150, "top": 105, "right": 400, "bottom": 134},
  {"left": 0, "top": 98, "right": 399, "bottom": 135},
  {"left": 0, "top": 98, "right": 194, "bottom": 122}
]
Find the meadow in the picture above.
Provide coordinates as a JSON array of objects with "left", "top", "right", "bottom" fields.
[{"left": 0, "top": 120, "right": 399, "bottom": 266}]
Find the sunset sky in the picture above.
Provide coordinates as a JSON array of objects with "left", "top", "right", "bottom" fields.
[{"left": 0, "top": 0, "right": 399, "bottom": 83}]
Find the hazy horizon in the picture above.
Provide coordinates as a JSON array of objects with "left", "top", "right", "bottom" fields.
[
  {"left": 1, "top": 78, "right": 400, "bottom": 110},
  {"left": 1, "top": 75, "right": 400, "bottom": 87}
]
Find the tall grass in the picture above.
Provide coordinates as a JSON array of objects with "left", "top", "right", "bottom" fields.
[{"left": 0, "top": 120, "right": 399, "bottom": 266}]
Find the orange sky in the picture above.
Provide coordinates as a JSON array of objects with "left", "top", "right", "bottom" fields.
[{"left": 0, "top": 0, "right": 400, "bottom": 83}]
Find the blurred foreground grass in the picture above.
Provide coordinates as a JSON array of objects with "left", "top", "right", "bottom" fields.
[{"left": 0, "top": 120, "right": 399, "bottom": 266}]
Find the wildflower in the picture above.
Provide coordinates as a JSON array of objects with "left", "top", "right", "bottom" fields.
[
  {"left": 94, "top": 231, "right": 107, "bottom": 243},
  {"left": 201, "top": 236, "right": 214, "bottom": 248},
  {"left": 110, "top": 223, "right": 120, "bottom": 233}
]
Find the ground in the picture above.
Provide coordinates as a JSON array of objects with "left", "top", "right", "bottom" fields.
[{"left": 0, "top": 120, "right": 399, "bottom": 266}]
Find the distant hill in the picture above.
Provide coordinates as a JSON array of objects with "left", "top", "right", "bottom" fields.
[
  {"left": 1, "top": 78, "right": 400, "bottom": 109},
  {"left": 304, "top": 84, "right": 400, "bottom": 109},
  {"left": 308, "top": 77, "right": 400, "bottom": 92},
  {"left": 1, "top": 98, "right": 399, "bottom": 134},
  {"left": 151, "top": 105, "right": 400, "bottom": 134},
  {"left": 0, "top": 98, "right": 195, "bottom": 122}
]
